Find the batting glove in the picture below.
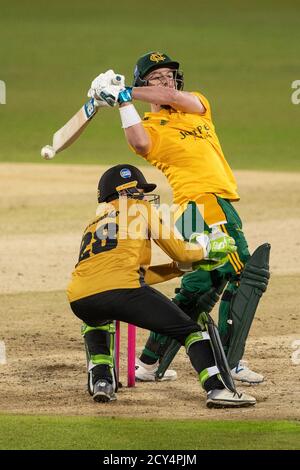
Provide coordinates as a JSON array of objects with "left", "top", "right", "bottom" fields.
[
  {"left": 98, "top": 84, "right": 125, "bottom": 107},
  {"left": 118, "top": 87, "right": 133, "bottom": 104},
  {"left": 88, "top": 70, "right": 125, "bottom": 107}
]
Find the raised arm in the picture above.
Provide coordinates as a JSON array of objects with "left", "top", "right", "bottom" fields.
[
  {"left": 118, "top": 102, "right": 151, "bottom": 156},
  {"left": 87, "top": 70, "right": 205, "bottom": 156},
  {"left": 132, "top": 86, "right": 205, "bottom": 114},
  {"left": 119, "top": 87, "right": 205, "bottom": 156}
]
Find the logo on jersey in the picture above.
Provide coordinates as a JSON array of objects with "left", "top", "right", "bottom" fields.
[
  {"left": 120, "top": 168, "right": 132, "bottom": 178},
  {"left": 179, "top": 124, "right": 212, "bottom": 140},
  {"left": 150, "top": 53, "right": 166, "bottom": 63}
]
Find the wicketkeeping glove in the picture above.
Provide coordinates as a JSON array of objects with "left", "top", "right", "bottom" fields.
[
  {"left": 190, "top": 229, "right": 237, "bottom": 258},
  {"left": 189, "top": 228, "right": 237, "bottom": 271},
  {"left": 192, "top": 256, "right": 229, "bottom": 271}
]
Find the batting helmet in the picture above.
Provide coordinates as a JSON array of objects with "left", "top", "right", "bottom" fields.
[
  {"left": 133, "top": 51, "right": 184, "bottom": 90},
  {"left": 97, "top": 164, "right": 157, "bottom": 203}
]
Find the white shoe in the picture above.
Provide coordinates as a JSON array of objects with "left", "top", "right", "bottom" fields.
[
  {"left": 231, "top": 360, "right": 264, "bottom": 384},
  {"left": 135, "top": 358, "right": 177, "bottom": 382},
  {"left": 206, "top": 388, "right": 256, "bottom": 408}
]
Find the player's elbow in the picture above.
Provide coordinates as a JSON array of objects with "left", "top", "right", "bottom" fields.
[
  {"left": 131, "top": 139, "right": 151, "bottom": 156},
  {"left": 164, "top": 88, "right": 178, "bottom": 105},
  {"left": 125, "top": 128, "right": 151, "bottom": 156},
  {"left": 167, "top": 90, "right": 205, "bottom": 113}
]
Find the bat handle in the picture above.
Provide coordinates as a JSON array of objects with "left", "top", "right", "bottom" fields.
[{"left": 112, "top": 75, "right": 122, "bottom": 85}]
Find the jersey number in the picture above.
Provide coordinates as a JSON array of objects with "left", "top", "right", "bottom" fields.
[{"left": 78, "top": 223, "right": 119, "bottom": 262}]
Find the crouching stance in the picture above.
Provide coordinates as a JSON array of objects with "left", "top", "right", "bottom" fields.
[{"left": 67, "top": 164, "right": 256, "bottom": 408}]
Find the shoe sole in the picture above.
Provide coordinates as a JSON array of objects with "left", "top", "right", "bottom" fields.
[
  {"left": 206, "top": 400, "right": 256, "bottom": 409},
  {"left": 93, "top": 392, "right": 116, "bottom": 403},
  {"left": 136, "top": 375, "right": 177, "bottom": 382},
  {"left": 233, "top": 378, "right": 264, "bottom": 385},
  {"left": 135, "top": 377, "right": 156, "bottom": 382},
  {"left": 156, "top": 375, "right": 177, "bottom": 382}
]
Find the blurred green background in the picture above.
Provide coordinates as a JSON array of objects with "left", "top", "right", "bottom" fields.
[{"left": 0, "top": 0, "right": 299, "bottom": 169}]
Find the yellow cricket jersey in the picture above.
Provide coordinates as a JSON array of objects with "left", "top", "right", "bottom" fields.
[
  {"left": 67, "top": 198, "right": 205, "bottom": 302},
  {"left": 138, "top": 92, "right": 239, "bottom": 205}
]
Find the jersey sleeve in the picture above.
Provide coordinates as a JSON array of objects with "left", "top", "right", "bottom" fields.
[
  {"left": 142, "top": 123, "right": 161, "bottom": 158},
  {"left": 126, "top": 123, "right": 160, "bottom": 159},
  {"left": 191, "top": 91, "right": 212, "bottom": 120},
  {"left": 144, "top": 262, "right": 183, "bottom": 285},
  {"left": 148, "top": 205, "right": 205, "bottom": 263}
]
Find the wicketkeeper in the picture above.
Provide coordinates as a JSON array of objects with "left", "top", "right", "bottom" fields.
[
  {"left": 87, "top": 54, "right": 270, "bottom": 385},
  {"left": 67, "top": 164, "right": 256, "bottom": 407}
]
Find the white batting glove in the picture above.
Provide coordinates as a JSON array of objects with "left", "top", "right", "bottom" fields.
[
  {"left": 88, "top": 95, "right": 110, "bottom": 108},
  {"left": 88, "top": 70, "right": 125, "bottom": 107},
  {"left": 96, "top": 84, "right": 123, "bottom": 107},
  {"left": 92, "top": 69, "right": 125, "bottom": 90}
]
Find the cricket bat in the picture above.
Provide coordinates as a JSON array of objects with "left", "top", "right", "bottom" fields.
[
  {"left": 41, "top": 98, "right": 98, "bottom": 160},
  {"left": 41, "top": 73, "right": 123, "bottom": 160}
]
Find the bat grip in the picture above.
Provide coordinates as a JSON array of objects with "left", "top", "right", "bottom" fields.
[{"left": 112, "top": 75, "right": 122, "bottom": 85}]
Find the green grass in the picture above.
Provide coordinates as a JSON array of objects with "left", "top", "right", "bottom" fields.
[
  {"left": 0, "top": 416, "right": 299, "bottom": 450},
  {"left": 0, "top": 0, "right": 299, "bottom": 170}
]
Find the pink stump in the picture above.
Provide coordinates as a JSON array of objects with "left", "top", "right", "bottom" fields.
[
  {"left": 127, "top": 324, "right": 136, "bottom": 387},
  {"left": 115, "top": 320, "right": 120, "bottom": 382}
]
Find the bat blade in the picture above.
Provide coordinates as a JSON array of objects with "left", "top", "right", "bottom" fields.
[{"left": 52, "top": 98, "right": 98, "bottom": 154}]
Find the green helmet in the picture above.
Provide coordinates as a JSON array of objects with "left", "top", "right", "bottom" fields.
[{"left": 133, "top": 51, "right": 184, "bottom": 90}]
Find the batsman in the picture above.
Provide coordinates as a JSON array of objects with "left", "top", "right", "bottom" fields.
[{"left": 88, "top": 52, "right": 271, "bottom": 384}]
